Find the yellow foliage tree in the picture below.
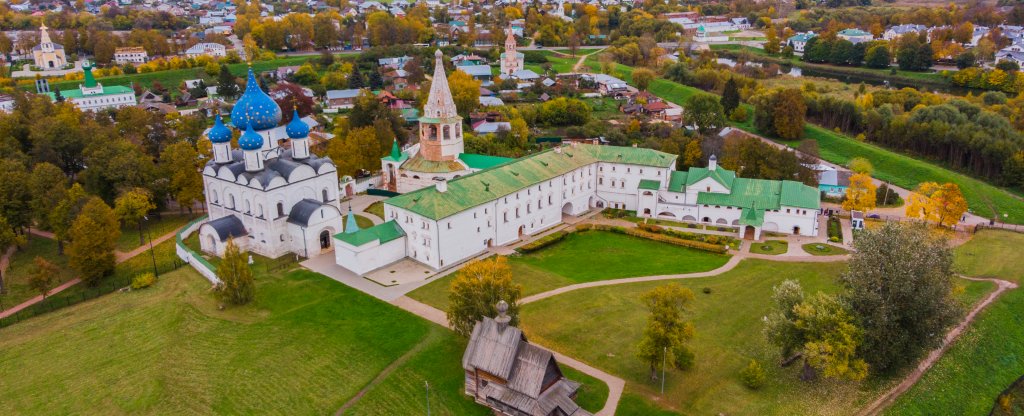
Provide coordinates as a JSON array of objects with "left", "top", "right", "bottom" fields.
[
  {"left": 446, "top": 256, "right": 522, "bottom": 336},
  {"left": 842, "top": 173, "right": 877, "bottom": 212},
  {"left": 905, "top": 182, "right": 968, "bottom": 227}
]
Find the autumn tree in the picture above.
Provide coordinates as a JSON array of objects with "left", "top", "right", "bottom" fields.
[
  {"left": 114, "top": 188, "right": 156, "bottom": 246},
  {"left": 632, "top": 68, "right": 655, "bottom": 91},
  {"left": 753, "top": 88, "right": 806, "bottom": 140},
  {"left": 28, "top": 162, "right": 67, "bottom": 231},
  {"left": 848, "top": 157, "right": 873, "bottom": 175},
  {"left": 446, "top": 256, "right": 523, "bottom": 337},
  {"left": 327, "top": 126, "right": 383, "bottom": 176},
  {"left": 684, "top": 94, "right": 726, "bottom": 135},
  {"left": 28, "top": 257, "right": 59, "bottom": 298},
  {"left": 682, "top": 139, "right": 703, "bottom": 168},
  {"left": 764, "top": 27, "right": 781, "bottom": 55},
  {"left": 67, "top": 197, "right": 121, "bottom": 285},
  {"left": 49, "top": 184, "right": 90, "bottom": 255},
  {"left": 217, "top": 238, "right": 255, "bottom": 305},
  {"left": 160, "top": 141, "right": 204, "bottom": 214},
  {"left": 636, "top": 284, "right": 696, "bottom": 381},
  {"left": 763, "top": 280, "right": 868, "bottom": 381},
  {"left": 448, "top": 68, "right": 482, "bottom": 117},
  {"left": 842, "top": 222, "right": 960, "bottom": 374},
  {"left": 842, "top": 173, "right": 877, "bottom": 212},
  {"left": 905, "top": 182, "right": 968, "bottom": 228},
  {"left": 0, "top": 215, "right": 25, "bottom": 294}
]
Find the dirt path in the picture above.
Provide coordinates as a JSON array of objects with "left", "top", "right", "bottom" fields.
[
  {"left": 858, "top": 275, "right": 1018, "bottom": 416},
  {"left": 334, "top": 329, "right": 442, "bottom": 415},
  {"left": 0, "top": 278, "right": 82, "bottom": 319},
  {"left": 571, "top": 48, "right": 605, "bottom": 73},
  {"left": 391, "top": 296, "right": 625, "bottom": 416}
]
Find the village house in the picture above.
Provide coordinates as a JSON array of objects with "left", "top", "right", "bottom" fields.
[
  {"left": 324, "top": 89, "right": 362, "bottom": 110},
  {"left": 837, "top": 28, "right": 873, "bottom": 44},
  {"left": 185, "top": 42, "right": 227, "bottom": 58},
  {"left": 114, "top": 47, "right": 149, "bottom": 65},
  {"left": 787, "top": 32, "right": 816, "bottom": 53}
]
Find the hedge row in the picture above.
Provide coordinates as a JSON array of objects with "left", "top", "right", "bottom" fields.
[
  {"left": 516, "top": 230, "right": 569, "bottom": 253},
  {"left": 636, "top": 223, "right": 738, "bottom": 246},
  {"left": 576, "top": 224, "right": 730, "bottom": 254}
]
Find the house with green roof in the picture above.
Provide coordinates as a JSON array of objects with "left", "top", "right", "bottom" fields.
[
  {"left": 45, "top": 62, "right": 137, "bottom": 111},
  {"left": 636, "top": 155, "right": 820, "bottom": 240}
]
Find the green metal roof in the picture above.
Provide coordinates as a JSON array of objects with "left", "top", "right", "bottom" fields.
[
  {"left": 400, "top": 156, "right": 466, "bottom": 173},
  {"left": 459, "top": 153, "right": 515, "bottom": 170},
  {"left": 382, "top": 140, "right": 409, "bottom": 163},
  {"left": 696, "top": 177, "right": 820, "bottom": 210},
  {"left": 638, "top": 179, "right": 661, "bottom": 190},
  {"left": 385, "top": 144, "right": 677, "bottom": 220},
  {"left": 686, "top": 166, "right": 736, "bottom": 189},
  {"left": 45, "top": 85, "right": 135, "bottom": 100},
  {"left": 668, "top": 171, "right": 688, "bottom": 192},
  {"left": 334, "top": 220, "right": 405, "bottom": 247},
  {"left": 739, "top": 207, "right": 765, "bottom": 227}
]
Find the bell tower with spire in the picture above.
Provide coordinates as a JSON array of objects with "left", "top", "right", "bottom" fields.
[
  {"left": 500, "top": 24, "right": 523, "bottom": 76},
  {"left": 418, "top": 49, "right": 464, "bottom": 162}
]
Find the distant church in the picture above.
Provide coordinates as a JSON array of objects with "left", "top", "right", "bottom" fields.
[
  {"left": 32, "top": 24, "right": 66, "bottom": 69},
  {"left": 500, "top": 25, "right": 524, "bottom": 76},
  {"left": 198, "top": 67, "right": 345, "bottom": 259}
]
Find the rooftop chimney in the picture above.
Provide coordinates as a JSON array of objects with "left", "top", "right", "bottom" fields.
[
  {"left": 435, "top": 179, "right": 448, "bottom": 193},
  {"left": 709, "top": 154, "right": 718, "bottom": 171}
]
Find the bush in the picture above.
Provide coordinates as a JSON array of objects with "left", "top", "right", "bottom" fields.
[
  {"left": 729, "top": 106, "right": 749, "bottom": 122},
  {"left": 740, "top": 359, "right": 767, "bottom": 389},
  {"left": 674, "top": 346, "right": 695, "bottom": 370},
  {"left": 702, "top": 287, "right": 712, "bottom": 294},
  {"left": 578, "top": 224, "right": 729, "bottom": 254},
  {"left": 827, "top": 216, "right": 843, "bottom": 242},
  {"left": 517, "top": 231, "right": 569, "bottom": 253},
  {"left": 131, "top": 272, "right": 157, "bottom": 290}
]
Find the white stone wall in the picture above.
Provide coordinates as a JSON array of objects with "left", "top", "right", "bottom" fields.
[
  {"left": 334, "top": 236, "right": 407, "bottom": 275},
  {"left": 70, "top": 92, "right": 137, "bottom": 111}
]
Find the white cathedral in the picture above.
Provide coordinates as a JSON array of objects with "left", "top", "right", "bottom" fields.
[
  {"left": 333, "top": 50, "right": 823, "bottom": 275},
  {"left": 198, "top": 67, "right": 346, "bottom": 259}
]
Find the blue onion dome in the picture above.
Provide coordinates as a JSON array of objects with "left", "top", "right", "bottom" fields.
[
  {"left": 238, "top": 122, "right": 264, "bottom": 151},
  {"left": 208, "top": 113, "right": 232, "bottom": 143},
  {"left": 285, "top": 109, "right": 309, "bottom": 139},
  {"left": 230, "top": 67, "right": 282, "bottom": 131}
]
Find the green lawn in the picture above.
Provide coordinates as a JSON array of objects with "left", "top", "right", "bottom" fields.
[
  {"left": 586, "top": 53, "right": 1024, "bottom": 225},
  {"left": 0, "top": 237, "right": 74, "bottom": 309},
  {"left": 363, "top": 201, "right": 386, "bottom": 220},
  {"left": 0, "top": 266, "right": 489, "bottom": 415},
  {"left": 408, "top": 231, "right": 732, "bottom": 311},
  {"left": 520, "top": 258, "right": 994, "bottom": 415},
  {"left": 115, "top": 214, "right": 196, "bottom": 252},
  {"left": 887, "top": 230, "right": 1024, "bottom": 415},
  {"left": 708, "top": 44, "right": 946, "bottom": 83},
  {"left": 551, "top": 48, "right": 605, "bottom": 56},
  {"left": 801, "top": 243, "right": 850, "bottom": 256},
  {"left": 750, "top": 240, "right": 788, "bottom": 255}
]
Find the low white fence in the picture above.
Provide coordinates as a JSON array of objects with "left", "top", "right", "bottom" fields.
[{"left": 175, "top": 216, "right": 221, "bottom": 285}]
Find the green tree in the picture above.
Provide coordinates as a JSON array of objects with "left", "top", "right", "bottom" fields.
[
  {"left": 217, "top": 238, "right": 255, "bottom": 305},
  {"left": 841, "top": 222, "right": 960, "bottom": 374},
  {"left": 720, "top": 77, "right": 741, "bottom": 116},
  {"left": 848, "top": 157, "right": 873, "bottom": 175},
  {"left": 67, "top": 197, "right": 120, "bottom": 285},
  {"left": 739, "top": 359, "right": 767, "bottom": 389},
  {"left": 28, "top": 256, "right": 59, "bottom": 298},
  {"left": 864, "top": 45, "right": 891, "bottom": 69},
  {"left": 632, "top": 68, "right": 656, "bottom": 91},
  {"left": 684, "top": 94, "right": 726, "bottom": 135},
  {"left": 217, "top": 64, "right": 240, "bottom": 99},
  {"left": 49, "top": 184, "right": 90, "bottom": 255},
  {"left": 764, "top": 280, "right": 868, "bottom": 381},
  {"left": 446, "top": 256, "right": 523, "bottom": 337},
  {"left": 113, "top": 188, "right": 156, "bottom": 247},
  {"left": 348, "top": 64, "right": 365, "bottom": 89},
  {"left": 0, "top": 158, "right": 32, "bottom": 231},
  {"left": 28, "top": 162, "right": 67, "bottom": 231},
  {"left": 636, "top": 284, "right": 696, "bottom": 381}
]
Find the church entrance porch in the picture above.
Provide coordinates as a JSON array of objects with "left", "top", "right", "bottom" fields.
[
  {"left": 319, "top": 230, "right": 332, "bottom": 250},
  {"left": 741, "top": 225, "right": 761, "bottom": 240}
]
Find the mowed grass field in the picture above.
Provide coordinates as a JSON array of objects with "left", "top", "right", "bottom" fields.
[
  {"left": 519, "top": 258, "right": 994, "bottom": 415},
  {"left": 114, "top": 213, "right": 196, "bottom": 252},
  {"left": 407, "top": 230, "right": 732, "bottom": 310},
  {"left": 0, "top": 237, "right": 75, "bottom": 308},
  {"left": 886, "top": 230, "right": 1024, "bottom": 415},
  {"left": 0, "top": 266, "right": 489, "bottom": 415},
  {"left": 583, "top": 54, "right": 1024, "bottom": 225}
]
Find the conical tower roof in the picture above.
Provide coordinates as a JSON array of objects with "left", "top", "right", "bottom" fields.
[{"left": 423, "top": 49, "right": 458, "bottom": 120}]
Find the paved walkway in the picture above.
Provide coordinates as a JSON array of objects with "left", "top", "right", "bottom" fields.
[
  {"left": 0, "top": 278, "right": 81, "bottom": 319},
  {"left": 859, "top": 275, "right": 1018, "bottom": 416}
]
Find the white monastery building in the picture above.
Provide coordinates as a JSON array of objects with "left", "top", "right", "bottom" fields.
[
  {"left": 198, "top": 67, "right": 344, "bottom": 259},
  {"left": 114, "top": 46, "right": 149, "bottom": 65},
  {"left": 45, "top": 63, "right": 137, "bottom": 111},
  {"left": 333, "top": 51, "right": 821, "bottom": 275}
]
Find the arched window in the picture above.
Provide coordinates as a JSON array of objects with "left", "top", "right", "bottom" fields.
[
  {"left": 228, "top": 194, "right": 235, "bottom": 210},
  {"left": 244, "top": 200, "right": 251, "bottom": 214},
  {"left": 211, "top": 190, "right": 219, "bottom": 204},
  {"left": 322, "top": 189, "right": 329, "bottom": 202},
  {"left": 277, "top": 202, "right": 285, "bottom": 217}
]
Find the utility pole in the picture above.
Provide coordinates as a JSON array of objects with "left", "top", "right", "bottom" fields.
[
  {"left": 425, "top": 380, "right": 430, "bottom": 416},
  {"left": 661, "top": 347, "right": 666, "bottom": 395}
]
